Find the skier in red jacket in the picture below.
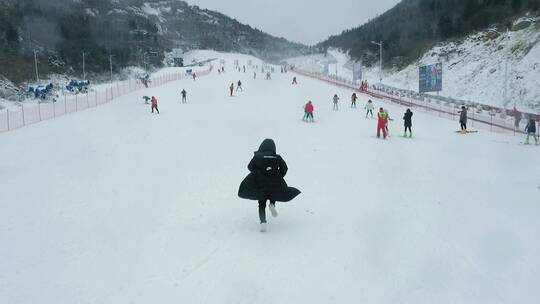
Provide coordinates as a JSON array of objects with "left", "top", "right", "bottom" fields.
[
  {"left": 303, "top": 101, "right": 314, "bottom": 122},
  {"left": 151, "top": 96, "right": 159, "bottom": 114},
  {"left": 377, "top": 107, "right": 388, "bottom": 138}
]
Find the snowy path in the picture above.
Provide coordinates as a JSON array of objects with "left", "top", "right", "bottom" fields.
[{"left": 1, "top": 60, "right": 539, "bottom": 303}]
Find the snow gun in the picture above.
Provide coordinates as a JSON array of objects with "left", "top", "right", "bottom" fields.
[
  {"left": 66, "top": 80, "right": 90, "bottom": 93},
  {"left": 28, "top": 83, "right": 54, "bottom": 99}
]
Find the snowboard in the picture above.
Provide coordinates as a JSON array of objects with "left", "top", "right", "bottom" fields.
[{"left": 455, "top": 130, "right": 478, "bottom": 134}]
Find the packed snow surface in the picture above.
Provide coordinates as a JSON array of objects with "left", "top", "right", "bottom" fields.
[{"left": 1, "top": 52, "right": 539, "bottom": 304}]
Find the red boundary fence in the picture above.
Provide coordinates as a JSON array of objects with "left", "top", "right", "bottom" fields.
[
  {"left": 0, "top": 66, "right": 213, "bottom": 133},
  {"left": 291, "top": 67, "right": 539, "bottom": 137}
]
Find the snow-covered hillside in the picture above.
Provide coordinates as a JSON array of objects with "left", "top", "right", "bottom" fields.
[
  {"left": 182, "top": 50, "right": 266, "bottom": 68},
  {"left": 286, "top": 50, "right": 345, "bottom": 76},
  {"left": 1, "top": 51, "right": 539, "bottom": 304},
  {"left": 384, "top": 16, "right": 540, "bottom": 113},
  {"left": 288, "top": 16, "right": 540, "bottom": 113}
]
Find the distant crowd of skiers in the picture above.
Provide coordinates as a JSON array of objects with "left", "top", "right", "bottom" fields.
[
  {"left": 299, "top": 85, "right": 537, "bottom": 143},
  {"left": 141, "top": 69, "right": 538, "bottom": 145},
  {"left": 301, "top": 92, "right": 414, "bottom": 138}
]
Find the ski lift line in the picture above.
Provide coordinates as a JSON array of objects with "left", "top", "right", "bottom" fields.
[{"left": 290, "top": 67, "right": 537, "bottom": 136}]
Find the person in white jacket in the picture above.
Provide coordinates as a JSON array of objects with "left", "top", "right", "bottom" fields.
[{"left": 365, "top": 99, "right": 375, "bottom": 118}]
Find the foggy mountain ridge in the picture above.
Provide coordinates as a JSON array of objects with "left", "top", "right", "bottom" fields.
[
  {"left": 319, "top": 0, "right": 540, "bottom": 68},
  {"left": 0, "top": 0, "right": 309, "bottom": 84}
]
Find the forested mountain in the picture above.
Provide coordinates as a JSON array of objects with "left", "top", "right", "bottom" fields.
[
  {"left": 320, "top": 0, "right": 540, "bottom": 68},
  {"left": 0, "top": 0, "right": 309, "bottom": 83}
]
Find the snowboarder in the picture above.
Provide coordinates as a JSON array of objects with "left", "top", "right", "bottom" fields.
[
  {"left": 403, "top": 108, "right": 413, "bottom": 138},
  {"left": 236, "top": 80, "right": 243, "bottom": 92},
  {"left": 333, "top": 94, "right": 340, "bottom": 111},
  {"left": 351, "top": 93, "right": 358, "bottom": 108},
  {"left": 303, "top": 101, "right": 314, "bottom": 122},
  {"left": 229, "top": 83, "right": 234, "bottom": 97},
  {"left": 151, "top": 96, "right": 159, "bottom": 114},
  {"left": 292, "top": 77, "right": 298, "bottom": 85},
  {"left": 377, "top": 107, "right": 388, "bottom": 139},
  {"left": 238, "top": 139, "right": 301, "bottom": 232},
  {"left": 192, "top": 73, "right": 197, "bottom": 81},
  {"left": 181, "top": 89, "right": 187, "bottom": 103},
  {"left": 266, "top": 72, "right": 271, "bottom": 80},
  {"left": 143, "top": 95, "right": 151, "bottom": 104},
  {"left": 365, "top": 99, "right": 374, "bottom": 118},
  {"left": 524, "top": 116, "right": 539, "bottom": 145},
  {"left": 458, "top": 106, "right": 468, "bottom": 134}
]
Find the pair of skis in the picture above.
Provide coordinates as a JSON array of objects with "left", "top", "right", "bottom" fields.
[{"left": 454, "top": 130, "right": 478, "bottom": 134}]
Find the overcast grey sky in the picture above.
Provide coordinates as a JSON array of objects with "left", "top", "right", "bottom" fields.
[{"left": 185, "top": 0, "right": 401, "bottom": 45}]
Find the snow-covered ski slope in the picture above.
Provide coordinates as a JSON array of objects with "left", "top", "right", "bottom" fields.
[{"left": 1, "top": 51, "right": 539, "bottom": 304}]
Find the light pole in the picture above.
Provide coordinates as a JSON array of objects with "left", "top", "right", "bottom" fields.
[
  {"left": 489, "top": 26, "right": 510, "bottom": 109},
  {"left": 143, "top": 51, "right": 159, "bottom": 72},
  {"left": 371, "top": 40, "right": 383, "bottom": 84},
  {"left": 33, "top": 49, "right": 39, "bottom": 82},
  {"left": 82, "top": 51, "right": 87, "bottom": 80},
  {"left": 504, "top": 29, "right": 509, "bottom": 109},
  {"left": 109, "top": 54, "right": 114, "bottom": 84},
  {"left": 143, "top": 53, "right": 148, "bottom": 72}
]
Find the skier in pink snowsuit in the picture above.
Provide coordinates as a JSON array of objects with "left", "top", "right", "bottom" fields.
[{"left": 151, "top": 96, "right": 159, "bottom": 114}]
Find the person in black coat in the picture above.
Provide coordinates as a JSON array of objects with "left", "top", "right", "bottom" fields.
[
  {"left": 181, "top": 89, "right": 187, "bottom": 103},
  {"left": 238, "top": 139, "right": 300, "bottom": 231},
  {"left": 525, "top": 116, "right": 538, "bottom": 145},
  {"left": 403, "top": 108, "right": 413, "bottom": 138},
  {"left": 458, "top": 106, "right": 468, "bottom": 133}
]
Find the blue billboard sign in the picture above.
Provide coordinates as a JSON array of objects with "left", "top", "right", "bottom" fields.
[{"left": 419, "top": 63, "right": 442, "bottom": 93}]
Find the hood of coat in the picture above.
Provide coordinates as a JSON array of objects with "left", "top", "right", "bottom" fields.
[{"left": 255, "top": 138, "right": 276, "bottom": 155}]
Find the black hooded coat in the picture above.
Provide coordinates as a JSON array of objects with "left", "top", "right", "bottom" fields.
[
  {"left": 526, "top": 119, "right": 536, "bottom": 133},
  {"left": 403, "top": 109, "right": 413, "bottom": 127},
  {"left": 238, "top": 139, "right": 301, "bottom": 202}
]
